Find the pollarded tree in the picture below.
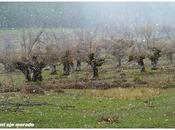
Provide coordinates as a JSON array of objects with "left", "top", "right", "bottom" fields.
[
  {"left": 110, "top": 38, "right": 134, "bottom": 67},
  {"left": 87, "top": 53, "right": 105, "bottom": 78},
  {"left": 39, "top": 32, "right": 61, "bottom": 75},
  {"left": 102, "top": 24, "right": 134, "bottom": 67},
  {"left": 161, "top": 25, "right": 175, "bottom": 65},
  {"left": 128, "top": 55, "right": 146, "bottom": 72},
  {"left": 74, "top": 27, "right": 99, "bottom": 71},
  {"left": 74, "top": 27, "right": 86, "bottom": 71},
  {"left": 148, "top": 47, "right": 161, "bottom": 70},
  {"left": 13, "top": 28, "right": 46, "bottom": 82},
  {"left": 52, "top": 29, "right": 76, "bottom": 74},
  {"left": 61, "top": 50, "right": 74, "bottom": 76},
  {"left": 127, "top": 43, "right": 147, "bottom": 72},
  {"left": 13, "top": 56, "right": 46, "bottom": 82},
  {"left": 74, "top": 50, "right": 81, "bottom": 71},
  {"left": 44, "top": 44, "right": 59, "bottom": 75}
]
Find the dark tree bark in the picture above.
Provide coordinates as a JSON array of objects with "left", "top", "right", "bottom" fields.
[
  {"left": 76, "top": 59, "right": 81, "bottom": 71},
  {"left": 88, "top": 53, "right": 104, "bottom": 78},
  {"left": 13, "top": 57, "right": 46, "bottom": 82},
  {"left": 128, "top": 56, "right": 145, "bottom": 72},
  {"left": 91, "top": 62, "right": 98, "bottom": 78},
  {"left": 75, "top": 50, "right": 82, "bottom": 71},
  {"left": 137, "top": 57, "right": 145, "bottom": 72},
  {"left": 148, "top": 48, "right": 161, "bottom": 70},
  {"left": 63, "top": 60, "right": 70, "bottom": 75},
  {"left": 70, "top": 61, "right": 74, "bottom": 71},
  {"left": 31, "top": 65, "right": 43, "bottom": 81},
  {"left": 117, "top": 55, "right": 122, "bottom": 67},
  {"left": 61, "top": 51, "right": 73, "bottom": 76},
  {"left": 30, "top": 56, "right": 46, "bottom": 81},
  {"left": 50, "top": 64, "right": 57, "bottom": 75},
  {"left": 14, "top": 61, "right": 32, "bottom": 81}
]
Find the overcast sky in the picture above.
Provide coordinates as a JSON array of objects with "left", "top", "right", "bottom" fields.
[
  {"left": 79, "top": 2, "right": 175, "bottom": 25},
  {"left": 1, "top": 2, "right": 175, "bottom": 28}
]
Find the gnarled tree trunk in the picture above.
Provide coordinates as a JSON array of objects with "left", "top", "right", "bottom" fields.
[
  {"left": 50, "top": 64, "right": 57, "bottom": 75},
  {"left": 75, "top": 59, "right": 81, "bottom": 71}
]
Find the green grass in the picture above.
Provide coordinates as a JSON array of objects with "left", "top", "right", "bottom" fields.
[
  {"left": 0, "top": 89, "right": 174, "bottom": 128},
  {"left": 0, "top": 63, "right": 174, "bottom": 128}
]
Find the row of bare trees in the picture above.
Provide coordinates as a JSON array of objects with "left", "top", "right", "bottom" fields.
[{"left": 1, "top": 23, "right": 175, "bottom": 82}]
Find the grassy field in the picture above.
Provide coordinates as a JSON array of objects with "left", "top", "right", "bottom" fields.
[
  {"left": 0, "top": 62, "right": 175, "bottom": 128},
  {"left": 0, "top": 88, "right": 175, "bottom": 128}
]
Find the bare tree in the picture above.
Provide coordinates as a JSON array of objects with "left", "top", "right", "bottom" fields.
[
  {"left": 103, "top": 24, "right": 134, "bottom": 67},
  {"left": 0, "top": 36, "right": 16, "bottom": 72},
  {"left": 20, "top": 28, "right": 44, "bottom": 58},
  {"left": 127, "top": 43, "right": 147, "bottom": 72},
  {"left": 38, "top": 31, "right": 60, "bottom": 75},
  {"left": 140, "top": 24, "right": 155, "bottom": 49},
  {"left": 13, "top": 56, "right": 46, "bottom": 82},
  {"left": 161, "top": 25, "right": 175, "bottom": 65},
  {"left": 87, "top": 52, "right": 105, "bottom": 78},
  {"left": 61, "top": 50, "right": 74, "bottom": 75},
  {"left": 74, "top": 27, "right": 91, "bottom": 71},
  {"left": 52, "top": 30, "right": 75, "bottom": 75},
  {"left": 14, "top": 28, "right": 46, "bottom": 82}
]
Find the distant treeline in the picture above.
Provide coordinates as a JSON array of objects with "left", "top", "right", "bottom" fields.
[{"left": 0, "top": 2, "right": 120, "bottom": 29}]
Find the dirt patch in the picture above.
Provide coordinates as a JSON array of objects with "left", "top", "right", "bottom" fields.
[
  {"left": 61, "top": 82, "right": 87, "bottom": 89},
  {"left": 98, "top": 114, "right": 119, "bottom": 123},
  {"left": 0, "top": 81, "right": 20, "bottom": 93},
  {"left": 8, "top": 101, "right": 52, "bottom": 107},
  {"left": 41, "top": 82, "right": 64, "bottom": 93},
  {"left": 19, "top": 82, "right": 64, "bottom": 94},
  {"left": 1, "top": 79, "right": 133, "bottom": 95},
  {"left": 59, "top": 81, "right": 133, "bottom": 89},
  {"left": 0, "top": 87, "right": 20, "bottom": 93},
  {"left": 0, "top": 101, "right": 55, "bottom": 113},
  {"left": 20, "top": 83, "right": 45, "bottom": 95}
]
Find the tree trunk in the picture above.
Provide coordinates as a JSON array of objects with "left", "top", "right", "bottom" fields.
[
  {"left": 91, "top": 62, "right": 98, "bottom": 78},
  {"left": 14, "top": 62, "right": 32, "bottom": 81},
  {"left": 151, "top": 60, "right": 157, "bottom": 70},
  {"left": 63, "top": 62, "right": 70, "bottom": 75},
  {"left": 50, "top": 64, "right": 57, "bottom": 75},
  {"left": 137, "top": 57, "right": 145, "bottom": 72},
  {"left": 70, "top": 61, "right": 74, "bottom": 71},
  {"left": 31, "top": 67, "right": 43, "bottom": 81},
  {"left": 14, "top": 61, "right": 45, "bottom": 82},
  {"left": 93, "top": 67, "right": 98, "bottom": 78},
  {"left": 76, "top": 59, "right": 81, "bottom": 71},
  {"left": 117, "top": 55, "right": 122, "bottom": 67},
  {"left": 169, "top": 53, "right": 173, "bottom": 65}
]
